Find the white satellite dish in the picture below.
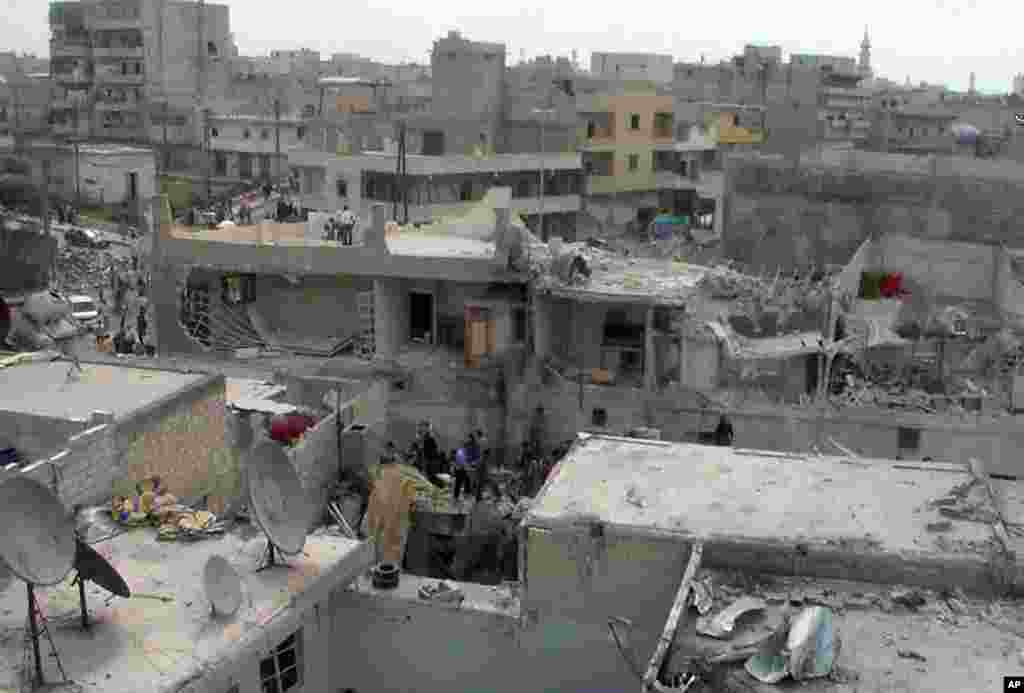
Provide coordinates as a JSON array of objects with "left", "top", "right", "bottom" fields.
[
  {"left": 203, "top": 555, "right": 242, "bottom": 617},
  {"left": 245, "top": 439, "right": 309, "bottom": 570},
  {"left": 0, "top": 476, "right": 75, "bottom": 586},
  {"left": 0, "top": 476, "right": 76, "bottom": 689}
]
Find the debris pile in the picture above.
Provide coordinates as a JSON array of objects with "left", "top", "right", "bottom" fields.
[{"left": 56, "top": 245, "right": 132, "bottom": 295}]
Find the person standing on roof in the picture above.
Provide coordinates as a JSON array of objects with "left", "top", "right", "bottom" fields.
[
  {"left": 339, "top": 205, "right": 356, "bottom": 246},
  {"left": 714, "top": 413, "right": 734, "bottom": 447},
  {"left": 452, "top": 444, "right": 472, "bottom": 502}
]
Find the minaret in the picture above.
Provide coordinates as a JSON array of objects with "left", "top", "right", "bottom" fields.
[{"left": 858, "top": 26, "right": 872, "bottom": 78}]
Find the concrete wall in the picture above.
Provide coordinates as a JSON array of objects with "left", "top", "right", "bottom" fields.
[
  {"left": 251, "top": 274, "right": 371, "bottom": 341},
  {"left": 329, "top": 579, "right": 638, "bottom": 693},
  {"left": 20, "top": 421, "right": 118, "bottom": 509},
  {"left": 725, "top": 152, "right": 1024, "bottom": 272},
  {"left": 874, "top": 233, "right": 997, "bottom": 303},
  {"left": 0, "top": 410, "right": 88, "bottom": 462}
]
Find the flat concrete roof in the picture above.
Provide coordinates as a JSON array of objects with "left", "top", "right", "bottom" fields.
[
  {"left": 0, "top": 361, "right": 204, "bottom": 421},
  {"left": 0, "top": 525, "right": 372, "bottom": 693},
  {"left": 528, "top": 435, "right": 1015, "bottom": 562}
]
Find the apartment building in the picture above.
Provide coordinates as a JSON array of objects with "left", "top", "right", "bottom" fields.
[
  {"left": 590, "top": 52, "right": 674, "bottom": 84},
  {"left": 579, "top": 83, "right": 722, "bottom": 234},
  {"left": 207, "top": 114, "right": 307, "bottom": 184},
  {"left": 48, "top": 0, "right": 233, "bottom": 143}
]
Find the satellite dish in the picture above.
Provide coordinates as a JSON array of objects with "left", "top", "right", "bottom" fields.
[
  {"left": 0, "top": 476, "right": 75, "bottom": 586},
  {"left": 72, "top": 536, "right": 131, "bottom": 630},
  {"left": 203, "top": 555, "right": 242, "bottom": 617},
  {"left": 246, "top": 439, "right": 308, "bottom": 570},
  {"left": 0, "top": 476, "right": 75, "bottom": 689}
]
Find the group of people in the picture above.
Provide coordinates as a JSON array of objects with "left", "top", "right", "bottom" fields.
[
  {"left": 403, "top": 422, "right": 494, "bottom": 503},
  {"left": 322, "top": 206, "right": 357, "bottom": 245}
]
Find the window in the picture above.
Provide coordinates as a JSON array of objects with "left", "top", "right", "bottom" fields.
[
  {"left": 897, "top": 427, "right": 921, "bottom": 453},
  {"left": 207, "top": 40, "right": 218, "bottom": 57},
  {"left": 297, "top": 126, "right": 306, "bottom": 139},
  {"left": 513, "top": 307, "right": 527, "bottom": 343},
  {"left": 627, "top": 154, "right": 639, "bottom": 172},
  {"left": 210, "top": 127, "right": 219, "bottom": 137},
  {"left": 259, "top": 630, "right": 302, "bottom": 693},
  {"left": 336, "top": 177, "right": 347, "bottom": 198},
  {"left": 629, "top": 113, "right": 640, "bottom": 130},
  {"left": 592, "top": 408, "right": 608, "bottom": 427},
  {"left": 243, "top": 128, "right": 251, "bottom": 139},
  {"left": 446, "top": 52, "right": 456, "bottom": 61},
  {"left": 261, "top": 129, "right": 270, "bottom": 140}
]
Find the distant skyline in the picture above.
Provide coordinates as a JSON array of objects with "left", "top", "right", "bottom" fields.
[{"left": 4, "top": 0, "right": 1022, "bottom": 94}]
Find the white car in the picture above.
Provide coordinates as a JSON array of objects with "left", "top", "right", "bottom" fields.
[{"left": 68, "top": 294, "right": 102, "bottom": 332}]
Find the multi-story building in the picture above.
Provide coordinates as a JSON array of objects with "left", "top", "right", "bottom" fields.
[
  {"left": 207, "top": 113, "right": 307, "bottom": 184},
  {"left": 48, "top": 0, "right": 234, "bottom": 143},
  {"left": 429, "top": 31, "right": 506, "bottom": 156},
  {"left": 589, "top": 52, "right": 673, "bottom": 84},
  {"left": 578, "top": 83, "right": 722, "bottom": 235}
]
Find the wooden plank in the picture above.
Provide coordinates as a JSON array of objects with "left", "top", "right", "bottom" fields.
[{"left": 642, "top": 540, "right": 704, "bottom": 692}]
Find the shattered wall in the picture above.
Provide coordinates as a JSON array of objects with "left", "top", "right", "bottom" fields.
[
  {"left": 725, "top": 154, "right": 1024, "bottom": 273},
  {"left": 251, "top": 274, "right": 372, "bottom": 341}
]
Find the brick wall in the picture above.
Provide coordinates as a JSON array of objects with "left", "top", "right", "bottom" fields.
[
  {"left": 20, "top": 422, "right": 118, "bottom": 509},
  {"left": 114, "top": 374, "right": 239, "bottom": 513}
]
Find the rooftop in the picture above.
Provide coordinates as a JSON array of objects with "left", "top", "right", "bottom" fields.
[
  {"left": 527, "top": 434, "right": 1024, "bottom": 589},
  {"left": 0, "top": 523, "right": 372, "bottom": 693},
  {"left": 0, "top": 360, "right": 204, "bottom": 421}
]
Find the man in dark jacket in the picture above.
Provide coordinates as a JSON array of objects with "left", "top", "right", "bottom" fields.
[{"left": 714, "top": 414, "right": 734, "bottom": 447}]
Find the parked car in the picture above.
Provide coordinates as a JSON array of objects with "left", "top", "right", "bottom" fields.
[
  {"left": 65, "top": 227, "right": 110, "bottom": 249},
  {"left": 67, "top": 294, "right": 103, "bottom": 333}
]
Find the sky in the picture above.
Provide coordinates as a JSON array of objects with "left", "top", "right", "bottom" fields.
[{"left": 4, "top": 0, "right": 1023, "bottom": 94}]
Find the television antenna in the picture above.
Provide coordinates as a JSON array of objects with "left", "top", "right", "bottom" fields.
[
  {"left": 0, "top": 476, "right": 75, "bottom": 689},
  {"left": 202, "top": 555, "right": 242, "bottom": 617},
  {"left": 69, "top": 532, "right": 131, "bottom": 630},
  {"left": 245, "top": 439, "right": 309, "bottom": 572}
]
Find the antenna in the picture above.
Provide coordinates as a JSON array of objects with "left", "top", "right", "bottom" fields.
[
  {"left": 245, "top": 439, "right": 309, "bottom": 571},
  {"left": 0, "top": 476, "right": 75, "bottom": 689},
  {"left": 203, "top": 555, "right": 242, "bottom": 617},
  {"left": 71, "top": 533, "right": 131, "bottom": 630}
]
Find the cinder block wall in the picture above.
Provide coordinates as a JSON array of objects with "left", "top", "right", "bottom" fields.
[
  {"left": 725, "top": 156, "right": 1024, "bottom": 272},
  {"left": 20, "top": 422, "right": 119, "bottom": 508},
  {"left": 0, "top": 410, "right": 89, "bottom": 463},
  {"left": 115, "top": 374, "right": 238, "bottom": 511}
]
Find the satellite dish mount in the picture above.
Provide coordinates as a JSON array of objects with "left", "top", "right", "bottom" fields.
[
  {"left": 245, "top": 440, "right": 309, "bottom": 573},
  {"left": 70, "top": 529, "right": 131, "bottom": 631}
]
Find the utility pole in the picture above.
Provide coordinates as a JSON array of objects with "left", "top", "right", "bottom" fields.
[
  {"left": 532, "top": 108, "right": 556, "bottom": 240},
  {"left": 274, "top": 97, "right": 281, "bottom": 184},
  {"left": 203, "top": 108, "right": 211, "bottom": 203}
]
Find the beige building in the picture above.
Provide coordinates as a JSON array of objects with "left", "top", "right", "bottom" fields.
[{"left": 48, "top": 0, "right": 234, "bottom": 143}]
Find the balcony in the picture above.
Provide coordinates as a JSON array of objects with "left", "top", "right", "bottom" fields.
[
  {"left": 93, "top": 45, "right": 143, "bottom": 59},
  {"left": 90, "top": 13, "right": 143, "bottom": 31},
  {"left": 50, "top": 40, "right": 91, "bottom": 58},
  {"left": 96, "top": 70, "right": 145, "bottom": 85},
  {"left": 97, "top": 124, "right": 145, "bottom": 140},
  {"left": 585, "top": 173, "right": 658, "bottom": 196},
  {"left": 354, "top": 194, "right": 583, "bottom": 223},
  {"left": 51, "top": 121, "right": 90, "bottom": 138},
  {"left": 654, "top": 170, "right": 696, "bottom": 190},
  {"left": 95, "top": 99, "right": 142, "bottom": 111},
  {"left": 52, "top": 71, "right": 93, "bottom": 86}
]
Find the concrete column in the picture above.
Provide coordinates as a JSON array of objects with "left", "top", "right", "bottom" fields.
[
  {"left": 678, "top": 336, "right": 687, "bottom": 388},
  {"left": 373, "top": 278, "right": 402, "bottom": 359},
  {"left": 365, "top": 203, "right": 389, "bottom": 254},
  {"left": 533, "top": 295, "right": 552, "bottom": 360},
  {"left": 644, "top": 305, "right": 656, "bottom": 391}
]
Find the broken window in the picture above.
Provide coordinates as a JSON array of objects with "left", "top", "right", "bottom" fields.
[
  {"left": 591, "top": 408, "right": 608, "bottom": 427},
  {"left": 259, "top": 630, "right": 302, "bottom": 693}
]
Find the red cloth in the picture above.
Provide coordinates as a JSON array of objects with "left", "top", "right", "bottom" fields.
[
  {"left": 879, "top": 272, "right": 903, "bottom": 298},
  {"left": 269, "top": 414, "right": 315, "bottom": 443}
]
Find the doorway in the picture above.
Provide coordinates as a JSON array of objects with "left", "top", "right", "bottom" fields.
[
  {"left": 410, "top": 292, "right": 434, "bottom": 344},
  {"left": 805, "top": 353, "right": 820, "bottom": 396},
  {"left": 127, "top": 171, "right": 138, "bottom": 200}
]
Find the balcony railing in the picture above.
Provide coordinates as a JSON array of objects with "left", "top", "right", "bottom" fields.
[
  {"left": 53, "top": 71, "right": 93, "bottom": 84},
  {"left": 93, "top": 45, "right": 143, "bottom": 59},
  {"left": 96, "top": 71, "right": 145, "bottom": 84},
  {"left": 50, "top": 40, "right": 91, "bottom": 57}
]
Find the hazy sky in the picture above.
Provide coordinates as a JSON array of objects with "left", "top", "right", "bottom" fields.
[{"left": 5, "top": 0, "right": 1022, "bottom": 94}]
